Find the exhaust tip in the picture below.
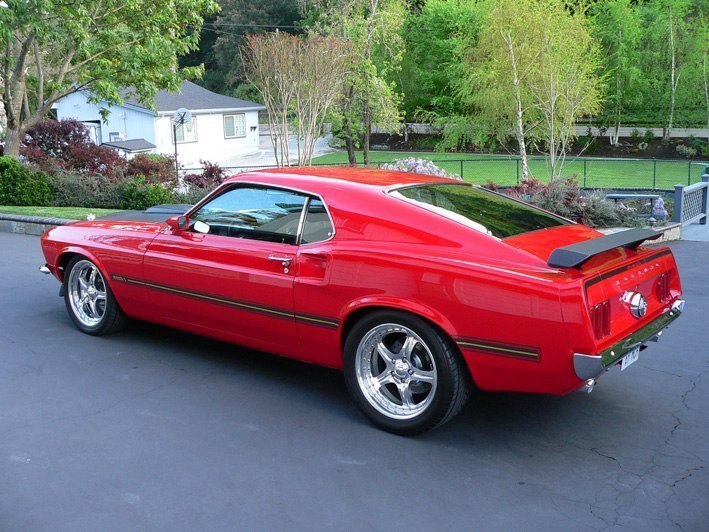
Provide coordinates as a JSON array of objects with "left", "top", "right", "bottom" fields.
[{"left": 580, "top": 379, "right": 596, "bottom": 394}]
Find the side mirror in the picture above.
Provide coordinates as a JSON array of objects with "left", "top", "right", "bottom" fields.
[{"left": 166, "top": 215, "right": 190, "bottom": 231}]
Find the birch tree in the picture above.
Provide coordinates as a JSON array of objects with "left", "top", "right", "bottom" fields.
[
  {"left": 530, "top": 5, "right": 603, "bottom": 179},
  {"left": 0, "top": 0, "right": 217, "bottom": 158},
  {"left": 465, "top": 0, "right": 545, "bottom": 179}
]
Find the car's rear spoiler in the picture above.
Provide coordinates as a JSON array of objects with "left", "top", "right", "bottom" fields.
[{"left": 548, "top": 228, "right": 661, "bottom": 268}]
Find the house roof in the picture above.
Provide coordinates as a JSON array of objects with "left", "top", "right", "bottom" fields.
[
  {"left": 102, "top": 139, "right": 156, "bottom": 152},
  {"left": 125, "top": 81, "right": 265, "bottom": 114}
]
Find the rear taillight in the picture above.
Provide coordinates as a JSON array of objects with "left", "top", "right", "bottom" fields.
[
  {"left": 656, "top": 271, "right": 672, "bottom": 302},
  {"left": 590, "top": 300, "right": 611, "bottom": 340}
]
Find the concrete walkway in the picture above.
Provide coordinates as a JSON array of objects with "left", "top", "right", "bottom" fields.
[
  {"left": 214, "top": 134, "right": 339, "bottom": 171},
  {"left": 681, "top": 222, "right": 709, "bottom": 242}
]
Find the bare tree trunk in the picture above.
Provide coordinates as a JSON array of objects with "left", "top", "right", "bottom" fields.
[
  {"left": 506, "top": 31, "right": 530, "bottom": 179},
  {"left": 4, "top": 124, "right": 21, "bottom": 158},
  {"left": 702, "top": 52, "right": 709, "bottom": 143},
  {"left": 665, "top": 10, "right": 679, "bottom": 142}
]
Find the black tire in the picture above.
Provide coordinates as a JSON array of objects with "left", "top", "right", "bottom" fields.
[
  {"left": 63, "top": 256, "right": 125, "bottom": 335},
  {"left": 344, "top": 310, "right": 471, "bottom": 435}
]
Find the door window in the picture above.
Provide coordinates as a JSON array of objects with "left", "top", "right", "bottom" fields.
[{"left": 191, "top": 186, "right": 308, "bottom": 244}]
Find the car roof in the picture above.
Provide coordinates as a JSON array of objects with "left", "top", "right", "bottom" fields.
[{"left": 227, "top": 166, "right": 460, "bottom": 190}]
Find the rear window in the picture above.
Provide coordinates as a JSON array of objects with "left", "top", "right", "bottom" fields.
[{"left": 391, "top": 184, "right": 570, "bottom": 238}]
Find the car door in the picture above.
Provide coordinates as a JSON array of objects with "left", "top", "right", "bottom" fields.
[{"left": 142, "top": 184, "right": 308, "bottom": 353}]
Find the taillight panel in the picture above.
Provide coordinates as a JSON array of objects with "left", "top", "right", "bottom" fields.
[
  {"left": 656, "top": 271, "right": 672, "bottom": 302},
  {"left": 590, "top": 300, "right": 611, "bottom": 340}
]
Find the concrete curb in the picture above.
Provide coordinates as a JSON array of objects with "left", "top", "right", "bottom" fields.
[{"left": 0, "top": 214, "right": 77, "bottom": 237}]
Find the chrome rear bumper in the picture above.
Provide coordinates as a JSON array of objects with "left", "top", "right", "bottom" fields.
[{"left": 574, "top": 298, "right": 684, "bottom": 381}]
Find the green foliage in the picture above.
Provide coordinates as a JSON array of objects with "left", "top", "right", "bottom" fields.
[
  {"left": 400, "top": 0, "right": 484, "bottom": 118},
  {"left": 0, "top": 0, "right": 219, "bottom": 156},
  {"left": 49, "top": 171, "right": 121, "bottom": 208},
  {"left": 0, "top": 156, "right": 52, "bottom": 206},
  {"left": 114, "top": 176, "right": 175, "bottom": 211}
]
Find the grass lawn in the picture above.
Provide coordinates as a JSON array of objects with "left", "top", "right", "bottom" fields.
[
  {"left": 0, "top": 206, "right": 121, "bottom": 220},
  {"left": 312, "top": 151, "right": 708, "bottom": 189}
]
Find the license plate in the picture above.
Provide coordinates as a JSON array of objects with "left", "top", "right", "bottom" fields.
[{"left": 621, "top": 347, "right": 640, "bottom": 371}]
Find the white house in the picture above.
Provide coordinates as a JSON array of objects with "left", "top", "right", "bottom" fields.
[{"left": 55, "top": 81, "right": 265, "bottom": 166}]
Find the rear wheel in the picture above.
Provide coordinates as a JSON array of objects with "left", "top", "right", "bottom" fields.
[
  {"left": 63, "top": 257, "right": 125, "bottom": 335},
  {"left": 344, "top": 311, "right": 470, "bottom": 435}
]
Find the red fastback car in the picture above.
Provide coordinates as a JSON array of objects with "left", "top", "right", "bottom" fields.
[{"left": 40, "top": 168, "right": 684, "bottom": 434}]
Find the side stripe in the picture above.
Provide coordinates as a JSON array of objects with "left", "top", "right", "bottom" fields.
[
  {"left": 454, "top": 337, "right": 540, "bottom": 361},
  {"left": 111, "top": 275, "right": 339, "bottom": 329}
]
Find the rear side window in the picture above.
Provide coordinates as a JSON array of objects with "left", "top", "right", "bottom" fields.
[
  {"left": 301, "top": 199, "right": 334, "bottom": 244},
  {"left": 392, "top": 184, "right": 570, "bottom": 238}
]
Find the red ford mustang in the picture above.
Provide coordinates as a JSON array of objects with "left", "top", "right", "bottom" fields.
[{"left": 40, "top": 167, "right": 684, "bottom": 434}]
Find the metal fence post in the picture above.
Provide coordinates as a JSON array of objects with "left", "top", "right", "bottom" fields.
[
  {"left": 583, "top": 159, "right": 587, "bottom": 188},
  {"left": 701, "top": 173, "right": 709, "bottom": 225},
  {"left": 516, "top": 159, "right": 520, "bottom": 184},
  {"left": 673, "top": 184, "right": 684, "bottom": 223},
  {"left": 688, "top": 160, "right": 692, "bottom": 185},
  {"left": 460, "top": 160, "right": 464, "bottom": 180},
  {"left": 653, "top": 159, "right": 657, "bottom": 188}
]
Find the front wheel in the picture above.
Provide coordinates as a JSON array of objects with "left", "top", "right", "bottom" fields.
[
  {"left": 344, "top": 311, "right": 471, "bottom": 435},
  {"left": 63, "top": 257, "right": 125, "bottom": 335}
]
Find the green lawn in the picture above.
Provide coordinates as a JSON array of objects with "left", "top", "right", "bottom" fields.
[
  {"left": 0, "top": 206, "right": 121, "bottom": 219},
  {"left": 312, "top": 151, "right": 708, "bottom": 189}
]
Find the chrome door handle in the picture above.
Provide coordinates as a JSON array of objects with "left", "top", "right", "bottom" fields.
[{"left": 267, "top": 255, "right": 292, "bottom": 266}]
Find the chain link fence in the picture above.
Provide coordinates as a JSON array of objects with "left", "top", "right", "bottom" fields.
[{"left": 184, "top": 155, "right": 709, "bottom": 191}]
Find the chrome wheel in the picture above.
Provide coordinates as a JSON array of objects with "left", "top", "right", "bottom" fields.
[
  {"left": 67, "top": 260, "right": 107, "bottom": 328},
  {"left": 355, "top": 323, "right": 437, "bottom": 420}
]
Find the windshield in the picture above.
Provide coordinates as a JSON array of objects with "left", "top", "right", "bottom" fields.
[{"left": 392, "top": 183, "right": 570, "bottom": 238}]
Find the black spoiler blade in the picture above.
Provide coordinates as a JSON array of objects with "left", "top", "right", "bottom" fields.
[{"left": 548, "top": 228, "right": 661, "bottom": 269}]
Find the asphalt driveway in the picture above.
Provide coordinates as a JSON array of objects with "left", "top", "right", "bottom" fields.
[{"left": 1, "top": 232, "right": 707, "bottom": 531}]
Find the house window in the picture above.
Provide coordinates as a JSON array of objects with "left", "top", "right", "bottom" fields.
[
  {"left": 173, "top": 118, "right": 197, "bottom": 143},
  {"left": 109, "top": 132, "right": 122, "bottom": 142},
  {"left": 223, "top": 114, "right": 246, "bottom": 138}
]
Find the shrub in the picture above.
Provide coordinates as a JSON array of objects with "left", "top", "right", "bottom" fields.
[
  {"left": 115, "top": 176, "right": 174, "bottom": 210},
  {"left": 49, "top": 171, "right": 121, "bottom": 208},
  {"left": 22, "top": 119, "right": 91, "bottom": 161},
  {"left": 506, "top": 176, "right": 640, "bottom": 228},
  {"left": 0, "top": 156, "right": 52, "bottom": 206},
  {"left": 676, "top": 144, "right": 697, "bottom": 159},
  {"left": 126, "top": 153, "right": 176, "bottom": 185},
  {"left": 381, "top": 157, "right": 461, "bottom": 180},
  {"left": 630, "top": 128, "right": 641, "bottom": 142},
  {"left": 685, "top": 136, "right": 706, "bottom": 152},
  {"left": 21, "top": 119, "right": 127, "bottom": 179},
  {"left": 183, "top": 160, "right": 226, "bottom": 189},
  {"left": 643, "top": 129, "right": 655, "bottom": 143},
  {"left": 66, "top": 142, "right": 127, "bottom": 179}
]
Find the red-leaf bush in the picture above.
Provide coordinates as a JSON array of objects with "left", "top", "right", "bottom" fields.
[
  {"left": 21, "top": 119, "right": 127, "bottom": 179},
  {"left": 126, "top": 153, "right": 176, "bottom": 185}
]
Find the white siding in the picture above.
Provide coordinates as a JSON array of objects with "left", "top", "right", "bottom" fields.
[
  {"left": 154, "top": 111, "right": 260, "bottom": 168},
  {"left": 55, "top": 92, "right": 156, "bottom": 145}
]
